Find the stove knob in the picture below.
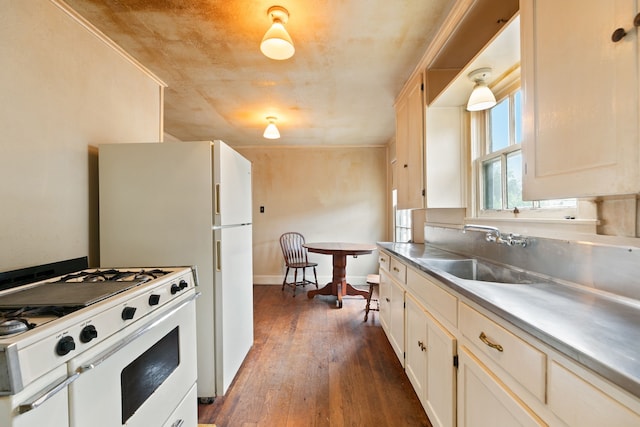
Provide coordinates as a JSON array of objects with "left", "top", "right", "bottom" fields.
[
  {"left": 170, "top": 283, "right": 180, "bottom": 294},
  {"left": 179, "top": 280, "right": 188, "bottom": 290},
  {"left": 121, "top": 306, "right": 137, "bottom": 320},
  {"left": 56, "top": 336, "right": 76, "bottom": 356},
  {"left": 149, "top": 294, "right": 161, "bottom": 306},
  {"left": 79, "top": 325, "right": 98, "bottom": 343}
]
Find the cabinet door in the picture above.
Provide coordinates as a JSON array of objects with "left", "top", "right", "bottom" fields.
[
  {"left": 396, "top": 73, "right": 425, "bottom": 209},
  {"left": 405, "top": 295, "right": 428, "bottom": 407},
  {"left": 379, "top": 270, "right": 391, "bottom": 334},
  {"left": 457, "top": 348, "right": 545, "bottom": 427},
  {"left": 389, "top": 278, "right": 406, "bottom": 366},
  {"left": 425, "top": 106, "right": 466, "bottom": 208},
  {"left": 425, "top": 314, "right": 457, "bottom": 427},
  {"left": 521, "top": 0, "right": 639, "bottom": 199},
  {"left": 548, "top": 360, "right": 640, "bottom": 426}
]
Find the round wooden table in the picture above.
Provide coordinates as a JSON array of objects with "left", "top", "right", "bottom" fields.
[{"left": 303, "top": 242, "right": 377, "bottom": 308}]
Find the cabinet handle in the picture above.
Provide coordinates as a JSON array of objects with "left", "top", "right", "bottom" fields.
[
  {"left": 393, "top": 267, "right": 400, "bottom": 272},
  {"left": 479, "top": 332, "right": 503, "bottom": 352},
  {"left": 403, "top": 164, "right": 408, "bottom": 168},
  {"left": 385, "top": 297, "right": 391, "bottom": 303},
  {"left": 418, "top": 340, "right": 426, "bottom": 351},
  {"left": 612, "top": 13, "right": 640, "bottom": 42},
  {"left": 612, "top": 27, "right": 627, "bottom": 42}
]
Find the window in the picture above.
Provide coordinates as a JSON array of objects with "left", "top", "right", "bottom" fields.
[
  {"left": 476, "top": 88, "right": 575, "bottom": 213},
  {"left": 392, "top": 190, "right": 412, "bottom": 242}
]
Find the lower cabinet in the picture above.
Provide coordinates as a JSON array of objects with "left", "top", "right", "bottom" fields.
[
  {"left": 406, "top": 294, "right": 428, "bottom": 404},
  {"left": 406, "top": 294, "right": 457, "bottom": 427},
  {"left": 380, "top": 270, "right": 405, "bottom": 366},
  {"left": 379, "top": 270, "right": 391, "bottom": 333},
  {"left": 548, "top": 360, "right": 640, "bottom": 427},
  {"left": 380, "top": 251, "right": 640, "bottom": 427},
  {"left": 457, "top": 348, "right": 545, "bottom": 427},
  {"left": 389, "top": 276, "right": 406, "bottom": 366}
]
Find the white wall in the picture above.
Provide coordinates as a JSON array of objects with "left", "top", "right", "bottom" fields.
[
  {"left": 236, "top": 146, "right": 388, "bottom": 286},
  {"left": 0, "top": 0, "right": 164, "bottom": 270}
]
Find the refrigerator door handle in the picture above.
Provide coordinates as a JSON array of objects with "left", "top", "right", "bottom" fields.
[
  {"left": 215, "top": 183, "right": 221, "bottom": 215},
  {"left": 216, "top": 240, "right": 222, "bottom": 271}
]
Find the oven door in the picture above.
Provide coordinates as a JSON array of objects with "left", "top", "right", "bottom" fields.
[
  {"left": 67, "top": 294, "right": 197, "bottom": 427},
  {"left": 0, "top": 365, "right": 71, "bottom": 427}
]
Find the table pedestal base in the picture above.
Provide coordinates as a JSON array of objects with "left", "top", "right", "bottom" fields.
[{"left": 307, "top": 253, "right": 369, "bottom": 308}]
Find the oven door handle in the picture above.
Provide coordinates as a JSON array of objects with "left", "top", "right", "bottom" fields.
[
  {"left": 77, "top": 292, "right": 200, "bottom": 374},
  {"left": 17, "top": 372, "right": 80, "bottom": 414}
]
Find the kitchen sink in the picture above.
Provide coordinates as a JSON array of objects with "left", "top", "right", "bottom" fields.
[{"left": 423, "top": 258, "right": 548, "bottom": 285}]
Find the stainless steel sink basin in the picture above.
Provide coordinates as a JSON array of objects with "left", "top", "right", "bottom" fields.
[{"left": 423, "top": 258, "right": 548, "bottom": 285}]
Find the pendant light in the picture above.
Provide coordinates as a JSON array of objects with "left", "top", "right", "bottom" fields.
[
  {"left": 466, "top": 68, "right": 497, "bottom": 112},
  {"left": 263, "top": 116, "right": 281, "bottom": 139},
  {"left": 260, "top": 6, "right": 295, "bottom": 60}
]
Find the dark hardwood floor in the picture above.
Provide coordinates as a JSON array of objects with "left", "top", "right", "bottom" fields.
[{"left": 198, "top": 285, "right": 432, "bottom": 426}]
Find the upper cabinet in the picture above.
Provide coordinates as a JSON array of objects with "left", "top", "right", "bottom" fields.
[
  {"left": 395, "top": 73, "right": 425, "bottom": 210},
  {"left": 393, "top": 0, "right": 521, "bottom": 210},
  {"left": 521, "top": 0, "right": 640, "bottom": 199},
  {"left": 424, "top": 0, "right": 519, "bottom": 209}
]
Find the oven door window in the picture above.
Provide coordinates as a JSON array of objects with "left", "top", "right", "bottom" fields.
[{"left": 121, "top": 326, "right": 180, "bottom": 424}]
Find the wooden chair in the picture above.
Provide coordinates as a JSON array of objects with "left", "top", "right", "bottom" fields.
[
  {"left": 364, "top": 274, "right": 380, "bottom": 321},
  {"left": 279, "top": 232, "right": 318, "bottom": 296}
]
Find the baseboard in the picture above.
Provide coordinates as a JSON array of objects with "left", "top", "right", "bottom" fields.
[{"left": 253, "top": 275, "right": 370, "bottom": 286}]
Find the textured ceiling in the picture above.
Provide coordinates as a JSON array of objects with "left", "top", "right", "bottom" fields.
[{"left": 65, "top": 0, "right": 454, "bottom": 147}]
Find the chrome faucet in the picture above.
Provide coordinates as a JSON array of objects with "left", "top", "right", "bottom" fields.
[{"left": 462, "top": 224, "right": 529, "bottom": 247}]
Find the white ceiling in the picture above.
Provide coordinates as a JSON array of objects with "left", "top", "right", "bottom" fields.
[{"left": 65, "top": 0, "right": 455, "bottom": 147}]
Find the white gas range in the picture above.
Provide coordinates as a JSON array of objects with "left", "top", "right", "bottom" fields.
[{"left": 0, "top": 259, "right": 199, "bottom": 427}]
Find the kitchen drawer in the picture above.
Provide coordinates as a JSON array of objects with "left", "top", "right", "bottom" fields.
[
  {"left": 548, "top": 361, "right": 640, "bottom": 427},
  {"left": 406, "top": 267, "right": 457, "bottom": 328},
  {"left": 389, "top": 257, "right": 407, "bottom": 283},
  {"left": 378, "top": 252, "right": 390, "bottom": 272},
  {"left": 459, "top": 302, "right": 546, "bottom": 402}
]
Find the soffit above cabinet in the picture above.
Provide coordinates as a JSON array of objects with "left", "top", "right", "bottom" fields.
[
  {"left": 426, "top": 0, "right": 519, "bottom": 106},
  {"left": 430, "top": 14, "right": 520, "bottom": 108}
]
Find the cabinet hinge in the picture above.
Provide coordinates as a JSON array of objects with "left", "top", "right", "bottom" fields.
[
  {"left": 453, "top": 355, "right": 459, "bottom": 368},
  {"left": 421, "top": 82, "right": 424, "bottom": 91},
  {"left": 421, "top": 189, "right": 425, "bottom": 197}
]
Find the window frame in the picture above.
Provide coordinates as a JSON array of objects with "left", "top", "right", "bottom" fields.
[{"left": 472, "top": 77, "right": 579, "bottom": 220}]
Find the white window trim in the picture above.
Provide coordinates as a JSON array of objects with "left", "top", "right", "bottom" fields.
[{"left": 470, "top": 74, "right": 595, "bottom": 223}]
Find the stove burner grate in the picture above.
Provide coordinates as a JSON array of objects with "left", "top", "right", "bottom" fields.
[
  {"left": 0, "top": 318, "right": 35, "bottom": 336},
  {"left": 57, "top": 268, "right": 170, "bottom": 283}
]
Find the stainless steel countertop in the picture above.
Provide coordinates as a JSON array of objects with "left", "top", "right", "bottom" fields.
[{"left": 378, "top": 242, "right": 640, "bottom": 399}]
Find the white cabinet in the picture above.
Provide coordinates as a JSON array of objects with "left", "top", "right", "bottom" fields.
[
  {"left": 396, "top": 73, "right": 425, "bottom": 209},
  {"left": 548, "top": 360, "right": 640, "bottom": 427},
  {"left": 406, "top": 294, "right": 429, "bottom": 406},
  {"left": 457, "top": 348, "right": 545, "bottom": 427},
  {"left": 388, "top": 277, "right": 406, "bottom": 366},
  {"left": 425, "top": 313, "right": 457, "bottom": 427},
  {"left": 459, "top": 302, "right": 546, "bottom": 402},
  {"left": 406, "top": 275, "right": 457, "bottom": 427},
  {"left": 379, "top": 270, "right": 391, "bottom": 333},
  {"left": 379, "top": 270, "right": 405, "bottom": 366},
  {"left": 424, "top": 106, "right": 466, "bottom": 208},
  {"left": 521, "top": 0, "right": 640, "bottom": 199}
]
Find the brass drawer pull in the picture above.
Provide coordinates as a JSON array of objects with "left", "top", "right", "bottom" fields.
[
  {"left": 393, "top": 267, "right": 400, "bottom": 272},
  {"left": 418, "top": 340, "right": 426, "bottom": 351},
  {"left": 479, "top": 332, "right": 503, "bottom": 352}
]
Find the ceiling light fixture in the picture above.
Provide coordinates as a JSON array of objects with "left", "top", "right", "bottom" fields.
[
  {"left": 466, "top": 67, "right": 497, "bottom": 112},
  {"left": 263, "top": 116, "right": 281, "bottom": 139},
  {"left": 260, "top": 6, "right": 295, "bottom": 60}
]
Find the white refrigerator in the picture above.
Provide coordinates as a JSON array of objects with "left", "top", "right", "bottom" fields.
[{"left": 98, "top": 140, "right": 254, "bottom": 401}]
